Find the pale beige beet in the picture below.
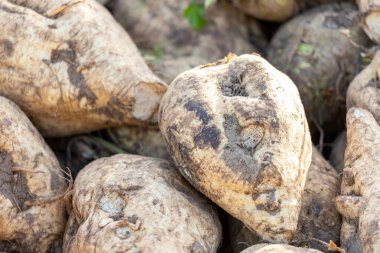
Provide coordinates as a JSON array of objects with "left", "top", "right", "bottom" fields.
[
  {"left": 356, "top": 0, "right": 380, "bottom": 43},
  {"left": 63, "top": 154, "right": 221, "bottom": 252},
  {"left": 0, "top": 0, "right": 166, "bottom": 137},
  {"left": 232, "top": 0, "right": 297, "bottom": 22},
  {"left": 159, "top": 54, "right": 312, "bottom": 242},
  {"left": 336, "top": 108, "right": 380, "bottom": 253},
  {"left": 232, "top": 0, "right": 340, "bottom": 22},
  {"left": 0, "top": 96, "right": 66, "bottom": 252},
  {"left": 241, "top": 244, "right": 323, "bottom": 253},
  {"left": 228, "top": 147, "right": 341, "bottom": 252},
  {"left": 347, "top": 51, "right": 380, "bottom": 124}
]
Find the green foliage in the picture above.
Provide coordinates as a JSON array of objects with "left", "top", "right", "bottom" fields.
[
  {"left": 183, "top": 2, "right": 208, "bottom": 30},
  {"left": 298, "top": 43, "right": 314, "bottom": 54},
  {"left": 361, "top": 55, "right": 372, "bottom": 65},
  {"left": 142, "top": 46, "right": 163, "bottom": 65},
  {"left": 153, "top": 46, "right": 162, "bottom": 59}
]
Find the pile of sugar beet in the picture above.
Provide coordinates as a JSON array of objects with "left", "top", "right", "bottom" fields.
[{"left": 1, "top": 0, "right": 380, "bottom": 252}]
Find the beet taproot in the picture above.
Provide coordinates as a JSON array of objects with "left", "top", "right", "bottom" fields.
[
  {"left": 0, "top": 96, "right": 66, "bottom": 252},
  {"left": 232, "top": 0, "right": 342, "bottom": 22},
  {"left": 356, "top": 0, "right": 380, "bottom": 43},
  {"left": 267, "top": 3, "right": 369, "bottom": 135},
  {"left": 0, "top": 0, "right": 166, "bottom": 137},
  {"left": 227, "top": 147, "right": 341, "bottom": 252},
  {"left": 347, "top": 51, "right": 380, "bottom": 124},
  {"left": 159, "top": 54, "right": 312, "bottom": 242},
  {"left": 63, "top": 154, "right": 221, "bottom": 252},
  {"left": 336, "top": 108, "right": 380, "bottom": 253},
  {"left": 241, "top": 244, "right": 323, "bottom": 253}
]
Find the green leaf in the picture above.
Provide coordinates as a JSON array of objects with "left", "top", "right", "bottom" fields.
[
  {"left": 153, "top": 46, "right": 162, "bottom": 59},
  {"left": 204, "top": 0, "right": 216, "bottom": 8},
  {"left": 298, "top": 43, "right": 313, "bottom": 54},
  {"left": 362, "top": 55, "right": 372, "bottom": 65},
  {"left": 142, "top": 45, "right": 163, "bottom": 65},
  {"left": 183, "top": 3, "right": 208, "bottom": 30}
]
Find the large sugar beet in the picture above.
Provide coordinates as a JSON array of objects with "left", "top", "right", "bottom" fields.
[
  {"left": 232, "top": 0, "right": 298, "bottom": 22},
  {"left": 347, "top": 51, "right": 380, "bottom": 124},
  {"left": 356, "top": 0, "right": 380, "bottom": 43},
  {"left": 228, "top": 147, "right": 341, "bottom": 252},
  {"left": 0, "top": 96, "right": 66, "bottom": 252},
  {"left": 159, "top": 54, "right": 312, "bottom": 242},
  {"left": 267, "top": 3, "right": 369, "bottom": 134},
  {"left": 232, "top": 0, "right": 340, "bottom": 22},
  {"left": 241, "top": 244, "right": 323, "bottom": 253},
  {"left": 63, "top": 154, "right": 221, "bottom": 252},
  {"left": 0, "top": 0, "right": 166, "bottom": 137},
  {"left": 336, "top": 108, "right": 380, "bottom": 253},
  {"left": 108, "top": 0, "right": 263, "bottom": 83}
]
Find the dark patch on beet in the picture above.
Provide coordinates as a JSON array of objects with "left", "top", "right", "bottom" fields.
[
  {"left": 184, "top": 100, "right": 212, "bottom": 124},
  {"left": 194, "top": 125, "right": 221, "bottom": 150}
]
